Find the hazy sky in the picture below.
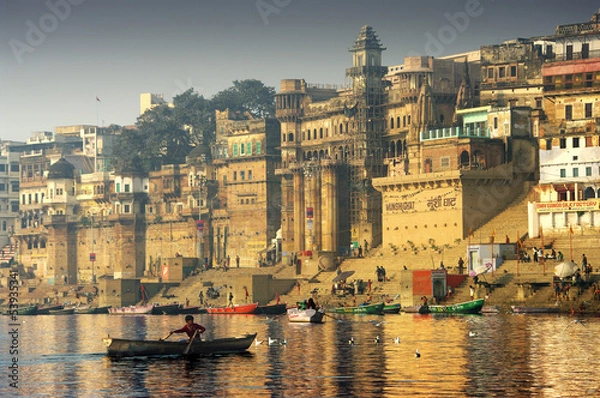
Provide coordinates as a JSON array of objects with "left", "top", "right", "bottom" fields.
[{"left": 1, "top": 0, "right": 598, "bottom": 141}]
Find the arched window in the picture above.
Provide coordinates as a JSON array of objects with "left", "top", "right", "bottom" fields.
[
  {"left": 397, "top": 116, "right": 401, "bottom": 128},
  {"left": 282, "top": 134, "right": 286, "bottom": 142},
  {"left": 583, "top": 187, "right": 596, "bottom": 199},
  {"left": 407, "top": 115, "right": 411, "bottom": 125},
  {"left": 459, "top": 150, "right": 470, "bottom": 168},
  {"left": 403, "top": 115, "right": 407, "bottom": 127},
  {"left": 339, "top": 123, "right": 343, "bottom": 134},
  {"left": 390, "top": 117, "right": 394, "bottom": 129},
  {"left": 389, "top": 142, "right": 396, "bottom": 158},
  {"left": 288, "top": 133, "right": 294, "bottom": 142},
  {"left": 313, "top": 129, "right": 317, "bottom": 139},
  {"left": 319, "top": 128, "right": 323, "bottom": 139}
]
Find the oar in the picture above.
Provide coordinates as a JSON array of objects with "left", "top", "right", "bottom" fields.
[
  {"left": 323, "top": 312, "right": 342, "bottom": 322},
  {"left": 183, "top": 330, "right": 199, "bottom": 355}
]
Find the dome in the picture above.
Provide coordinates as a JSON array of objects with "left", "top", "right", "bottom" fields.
[{"left": 48, "top": 157, "right": 75, "bottom": 179}]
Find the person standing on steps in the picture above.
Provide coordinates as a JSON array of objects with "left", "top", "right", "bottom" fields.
[
  {"left": 457, "top": 257, "right": 464, "bottom": 275},
  {"left": 236, "top": 254, "right": 240, "bottom": 268},
  {"left": 228, "top": 291, "right": 234, "bottom": 307},
  {"left": 198, "top": 290, "right": 204, "bottom": 306}
]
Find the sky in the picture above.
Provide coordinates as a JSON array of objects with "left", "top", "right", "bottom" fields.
[{"left": 0, "top": 0, "right": 598, "bottom": 141}]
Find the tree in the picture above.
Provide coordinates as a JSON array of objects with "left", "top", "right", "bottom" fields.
[
  {"left": 172, "top": 89, "right": 215, "bottom": 147},
  {"left": 212, "top": 79, "right": 275, "bottom": 118}
]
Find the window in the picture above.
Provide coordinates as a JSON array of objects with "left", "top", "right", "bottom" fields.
[
  {"left": 493, "top": 117, "right": 498, "bottom": 130},
  {"left": 585, "top": 103, "right": 593, "bottom": 118},
  {"left": 585, "top": 72, "right": 593, "bottom": 88},
  {"left": 566, "top": 45, "right": 573, "bottom": 60},
  {"left": 233, "top": 144, "right": 239, "bottom": 157},
  {"left": 0, "top": 184, "right": 4, "bottom": 191},
  {"left": 248, "top": 170, "right": 253, "bottom": 180},
  {"left": 560, "top": 169, "right": 566, "bottom": 178},
  {"left": 536, "top": 98, "right": 542, "bottom": 109},
  {"left": 565, "top": 105, "right": 573, "bottom": 121},
  {"left": 586, "top": 136, "right": 593, "bottom": 147},
  {"left": 11, "top": 202, "right": 18, "bottom": 212},
  {"left": 440, "top": 157, "right": 450, "bottom": 169},
  {"left": 573, "top": 168, "right": 579, "bottom": 177},
  {"left": 240, "top": 171, "right": 245, "bottom": 180},
  {"left": 124, "top": 184, "right": 130, "bottom": 193},
  {"left": 256, "top": 142, "right": 261, "bottom": 155},
  {"left": 10, "top": 164, "right": 19, "bottom": 172},
  {"left": 233, "top": 171, "right": 237, "bottom": 181},
  {"left": 573, "top": 137, "right": 580, "bottom": 148},
  {"left": 247, "top": 142, "right": 251, "bottom": 155},
  {"left": 560, "top": 138, "right": 567, "bottom": 148},
  {"left": 0, "top": 164, "right": 5, "bottom": 172},
  {"left": 116, "top": 183, "right": 121, "bottom": 193},
  {"left": 565, "top": 74, "right": 573, "bottom": 90},
  {"left": 240, "top": 143, "right": 245, "bottom": 155},
  {"left": 510, "top": 66, "right": 517, "bottom": 77},
  {"left": 586, "top": 167, "right": 592, "bottom": 176},
  {"left": 546, "top": 45, "right": 553, "bottom": 57},
  {"left": 498, "top": 67, "right": 505, "bottom": 78},
  {"left": 487, "top": 68, "right": 493, "bottom": 79},
  {"left": 123, "top": 204, "right": 130, "bottom": 213},
  {"left": 582, "top": 43, "right": 589, "bottom": 59},
  {"left": 544, "top": 139, "right": 552, "bottom": 150}
]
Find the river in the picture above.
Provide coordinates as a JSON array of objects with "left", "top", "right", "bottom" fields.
[{"left": 1, "top": 312, "right": 599, "bottom": 397}]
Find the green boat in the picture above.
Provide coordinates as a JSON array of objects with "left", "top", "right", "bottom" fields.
[
  {"left": 3, "top": 304, "right": 38, "bottom": 316},
  {"left": 329, "top": 302, "right": 384, "bottom": 315},
  {"left": 383, "top": 303, "right": 401, "bottom": 314},
  {"left": 420, "top": 298, "right": 484, "bottom": 314}
]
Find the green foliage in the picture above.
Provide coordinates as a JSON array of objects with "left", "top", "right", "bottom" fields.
[{"left": 111, "top": 80, "right": 275, "bottom": 174}]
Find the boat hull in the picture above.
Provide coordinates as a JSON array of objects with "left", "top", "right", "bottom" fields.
[
  {"left": 3, "top": 305, "right": 38, "bottom": 316},
  {"left": 49, "top": 308, "right": 75, "bottom": 315},
  {"left": 108, "top": 304, "right": 155, "bottom": 315},
  {"left": 511, "top": 306, "right": 560, "bottom": 314},
  {"left": 151, "top": 304, "right": 182, "bottom": 315},
  {"left": 254, "top": 303, "right": 287, "bottom": 315},
  {"left": 422, "top": 299, "right": 485, "bottom": 314},
  {"left": 383, "top": 303, "right": 401, "bottom": 314},
  {"left": 329, "top": 302, "right": 384, "bottom": 315},
  {"left": 287, "top": 307, "right": 325, "bottom": 323},
  {"left": 206, "top": 303, "right": 258, "bottom": 314},
  {"left": 102, "top": 333, "right": 257, "bottom": 357}
]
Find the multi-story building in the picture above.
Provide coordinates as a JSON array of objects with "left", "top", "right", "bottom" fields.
[
  {"left": 0, "top": 140, "right": 22, "bottom": 264},
  {"left": 531, "top": 11, "right": 600, "bottom": 235}
]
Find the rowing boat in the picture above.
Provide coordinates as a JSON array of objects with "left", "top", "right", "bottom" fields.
[
  {"left": 329, "top": 302, "right": 384, "bottom": 315},
  {"left": 421, "top": 299, "right": 485, "bottom": 314},
  {"left": 102, "top": 333, "right": 257, "bottom": 357},
  {"left": 287, "top": 307, "right": 325, "bottom": 323},
  {"left": 206, "top": 302, "right": 258, "bottom": 314},
  {"left": 511, "top": 306, "right": 559, "bottom": 314},
  {"left": 383, "top": 303, "right": 401, "bottom": 314},
  {"left": 108, "top": 304, "right": 155, "bottom": 315},
  {"left": 254, "top": 303, "right": 287, "bottom": 315}
]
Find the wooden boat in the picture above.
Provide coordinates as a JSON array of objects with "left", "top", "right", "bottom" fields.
[
  {"left": 254, "top": 303, "right": 287, "bottom": 315},
  {"left": 151, "top": 303, "right": 182, "bottom": 315},
  {"left": 95, "top": 306, "right": 111, "bottom": 314},
  {"left": 401, "top": 306, "right": 422, "bottom": 313},
  {"left": 176, "top": 306, "right": 207, "bottom": 315},
  {"left": 421, "top": 299, "right": 485, "bottom": 314},
  {"left": 37, "top": 305, "right": 64, "bottom": 315},
  {"left": 49, "top": 307, "right": 75, "bottom": 315},
  {"left": 383, "top": 303, "right": 401, "bottom": 314},
  {"left": 481, "top": 306, "right": 500, "bottom": 314},
  {"left": 329, "top": 302, "right": 384, "bottom": 315},
  {"left": 511, "top": 306, "right": 560, "bottom": 314},
  {"left": 287, "top": 307, "right": 326, "bottom": 323},
  {"left": 3, "top": 304, "right": 38, "bottom": 316},
  {"left": 108, "top": 304, "right": 155, "bottom": 315},
  {"left": 102, "top": 333, "right": 257, "bottom": 357},
  {"left": 206, "top": 302, "right": 258, "bottom": 314}
]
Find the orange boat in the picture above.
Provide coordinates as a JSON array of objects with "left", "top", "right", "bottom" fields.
[{"left": 206, "top": 302, "right": 258, "bottom": 314}]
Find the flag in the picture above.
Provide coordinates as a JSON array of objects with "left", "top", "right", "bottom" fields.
[
  {"left": 468, "top": 227, "right": 473, "bottom": 237},
  {"left": 275, "top": 291, "right": 280, "bottom": 305},
  {"left": 96, "top": 96, "right": 101, "bottom": 102},
  {"left": 539, "top": 226, "right": 544, "bottom": 240},
  {"left": 491, "top": 228, "right": 495, "bottom": 242},
  {"left": 569, "top": 225, "right": 573, "bottom": 235}
]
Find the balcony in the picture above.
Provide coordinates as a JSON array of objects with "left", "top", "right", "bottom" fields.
[{"left": 420, "top": 126, "right": 489, "bottom": 141}]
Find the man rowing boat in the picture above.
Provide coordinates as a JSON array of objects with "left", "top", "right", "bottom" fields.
[{"left": 160, "top": 315, "right": 206, "bottom": 342}]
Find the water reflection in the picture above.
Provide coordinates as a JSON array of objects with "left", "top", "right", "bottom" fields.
[{"left": 1, "top": 313, "right": 599, "bottom": 397}]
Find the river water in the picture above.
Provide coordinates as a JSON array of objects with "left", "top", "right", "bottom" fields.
[{"left": 1, "top": 312, "right": 599, "bottom": 397}]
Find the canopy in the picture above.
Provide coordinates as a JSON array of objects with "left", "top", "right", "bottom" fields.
[
  {"left": 554, "top": 261, "right": 578, "bottom": 278},
  {"left": 332, "top": 270, "right": 355, "bottom": 283},
  {"left": 469, "top": 263, "right": 492, "bottom": 277}
]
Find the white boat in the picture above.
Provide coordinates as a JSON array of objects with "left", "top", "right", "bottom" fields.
[
  {"left": 287, "top": 307, "right": 325, "bottom": 323},
  {"left": 108, "top": 304, "right": 155, "bottom": 315}
]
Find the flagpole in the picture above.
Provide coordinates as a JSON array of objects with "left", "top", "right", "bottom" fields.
[
  {"left": 516, "top": 230, "right": 520, "bottom": 277},
  {"left": 468, "top": 228, "right": 472, "bottom": 275},
  {"left": 540, "top": 226, "right": 545, "bottom": 276},
  {"left": 569, "top": 225, "right": 573, "bottom": 261},
  {"left": 491, "top": 229, "right": 495, "bottom": 277}
]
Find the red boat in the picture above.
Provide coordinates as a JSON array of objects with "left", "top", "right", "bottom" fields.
[{"left": 206, "top": 302, "right": 258, "bottom": 314}]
